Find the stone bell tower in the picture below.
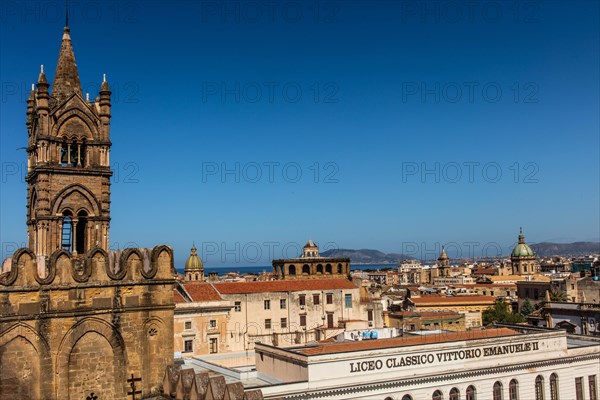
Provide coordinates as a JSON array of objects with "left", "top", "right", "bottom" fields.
[
  {"left": 26, "top": 25, "right": 112, "bottom": 257},
  {"left": 1, "top": 23, "right": 174, "bottom": 400}
]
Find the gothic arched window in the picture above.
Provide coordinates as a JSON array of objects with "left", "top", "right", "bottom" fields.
[
  {"left": 61, "top": 211, "right": 73, "bottom": 251},
  {"left": 75, "top": 210, "right": 88, "bottom": 254}
]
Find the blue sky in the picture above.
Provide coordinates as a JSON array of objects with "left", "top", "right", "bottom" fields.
[{"left": 1, "top": 1, "right": 599, "bottom": 266}]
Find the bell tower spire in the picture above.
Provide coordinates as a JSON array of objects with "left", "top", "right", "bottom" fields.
[
  {"left": 52, "top": 15, "right": 81, "bottom": 103},
  {"left": 26, "top": 25, "right": 112, "bottom": 257},
  {"left": 65, "top": 0, "right": 69, "bottom": 28}
]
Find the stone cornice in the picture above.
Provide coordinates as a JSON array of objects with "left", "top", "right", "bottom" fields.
[
  {"left": 0, "top": 304, "right": 175, "bottom": 324},
  {"left": 0, "top": 278, "right": 175, "bottom": 292}
]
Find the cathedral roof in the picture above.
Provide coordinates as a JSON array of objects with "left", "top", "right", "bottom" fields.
[
  {"left": 52, "top": 26, "right": 81, "bottom": 103},
  {"left": 184, "top": 245, "right": 203, "bottom": 271},
  {"left": 511, "top": 228, "right": 535, "bottom": 258}
]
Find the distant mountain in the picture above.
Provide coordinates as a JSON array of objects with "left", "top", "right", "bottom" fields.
[
  {"left": 320, "top": 248, "right": 411, "bottom": 264},
  {"left": 530, "top": 242, "right": 600, "bottom": 257}
]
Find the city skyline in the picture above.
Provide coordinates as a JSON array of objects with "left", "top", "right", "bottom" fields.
[{"left": 1, "top": 1, "right": 599, "bottom": 267}]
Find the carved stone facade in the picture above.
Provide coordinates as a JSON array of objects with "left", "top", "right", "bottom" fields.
[{"left": 0, "top": 24, "right": 175, "bottom": 400}]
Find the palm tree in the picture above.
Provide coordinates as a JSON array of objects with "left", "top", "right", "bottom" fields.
[{"left": 548, "top": 289, "right": 568, "bottom": 302}]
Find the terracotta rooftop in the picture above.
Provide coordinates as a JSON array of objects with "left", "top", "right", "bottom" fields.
[
  {"left": 296, "top": 328, "right": 518, "bottom": 355},
  {"left": 453, "top": 283, "right": 516, "bottom": 288},
  {"left": 213, "top": 279, "right": 356, "bottom": 294},
  {"left": 181, "top": 282, "right": 223, "bottom": 302},
  {"left": 173, "top": 290, "right": 186, "bottom": 304},
  {"left": 412, "top": 295, "right": 496, "bottom": 304},
  {"left": 389, "top": 311, "right": 462, "bottom": 318}
]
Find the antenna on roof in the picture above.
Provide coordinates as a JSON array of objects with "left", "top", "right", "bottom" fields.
[{"left": 65, "top": 0, "right": 69, "bottom": 27}]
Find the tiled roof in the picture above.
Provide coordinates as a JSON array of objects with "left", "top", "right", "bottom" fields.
[
  {"left": 389, "top": 311, "right": 462, "bottom": 318},
  {"left": 181, "top": 282, "right": 223, "bottom": 302},
  {"left": 412, "top": 295, "right": 496, "bottom": 304},
  {"left": 488, "top": 275, "right": 527, "bottom": 281},
  {"left": 213, "top": 278, "right": 356, "bottom": 294},
  {"left": 297, "top": 328, "right": 518, "bottom": 355},
  {"left": 452, "top": 283, "right": 516, "bottom": 288},
  {"left": 173, "top": 290, "right": 186, "bottom": 304}
]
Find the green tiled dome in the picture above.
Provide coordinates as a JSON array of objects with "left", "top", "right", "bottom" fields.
[{"left": 511, "top": 228, "right": 535, "bottom": 258}]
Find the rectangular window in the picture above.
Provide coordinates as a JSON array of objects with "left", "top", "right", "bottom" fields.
[
  {"left": 313, "top": 294, "right": 320, "bottom": 305},
  {"left": 590, "top": 375, "right": 598, "bottom": 400},
  {"left": 326, "top": 293, "right": 333, "bottom": 304},
  {"left": 327, "top": 313, "right": 334, "bottom": 328},
  {"left": 344, "top": 294, "right": 352, "bottom": 308},
  {"left": 300, "top": 315, "right": 306, "bottom": 327},
  {"left": 280, "top": 298, "right": 286, "bottom": 309},
  {"left": 234, "top": 301, "right": 241, "bottom": 312},
  {"left": 299, "top": 294, "right": 306, "bottom": 306},
  {"left": 576, "top": 377, "right": 584, "bottom": 400},
  {"left": 184, "top": 321, "right": 191, "bottom": 330},
  {"left": 281, "top": 318, "right": 287, "bottom": 329},
  {"left": 264, "top": 299, "right": 270, "bottom": 310},
  {"left": 184, "top": 340, "right": 193, "bottom": 353},
  {"left": 209, "top": 320, "right": 216, "bottom": 328},
  {"left": 265, "top": 319, "right": 271, "bottom": 329},
  {"left": 367, "top": 310, "right": 373, "bottom": 321},
  {"left": 209, "top": 338, "right": 218, "bottom": 354}
]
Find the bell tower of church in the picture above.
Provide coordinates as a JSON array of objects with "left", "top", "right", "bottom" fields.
[{"left": 26, "top": 24, "right": 112, "bottom": 256}]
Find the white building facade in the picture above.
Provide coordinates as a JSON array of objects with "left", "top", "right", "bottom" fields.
[{"left": 254, "top": 326, "right": 600, "bottom": 400}]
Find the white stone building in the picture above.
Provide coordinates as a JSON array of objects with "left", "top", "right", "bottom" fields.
[{"left": 253, "top": 326, "right": 600, "bottom": 400}]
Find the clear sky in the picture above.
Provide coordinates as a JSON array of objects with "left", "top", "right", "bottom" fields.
[{"left": 1, "top": 1, "right": 599, "bottom": 267}]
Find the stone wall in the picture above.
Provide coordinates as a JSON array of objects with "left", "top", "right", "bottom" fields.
[{"left": 0, "top": 245, "right": 175, "bottom": 400}]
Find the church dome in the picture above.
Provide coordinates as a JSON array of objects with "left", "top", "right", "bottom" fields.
[
  {"left": 511, "top": 228, "right": 535, "bottom": 258},
  {"left": 184, "top": 245, "right": 203, "bottom": 271},
  {"left": 438, "top": 246, "right": 449, "bottom": 260}
]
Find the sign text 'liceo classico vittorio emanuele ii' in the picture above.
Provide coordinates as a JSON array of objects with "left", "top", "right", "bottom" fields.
[{"left": 349, "top": 341, "right": 540, "bottom": 373}]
